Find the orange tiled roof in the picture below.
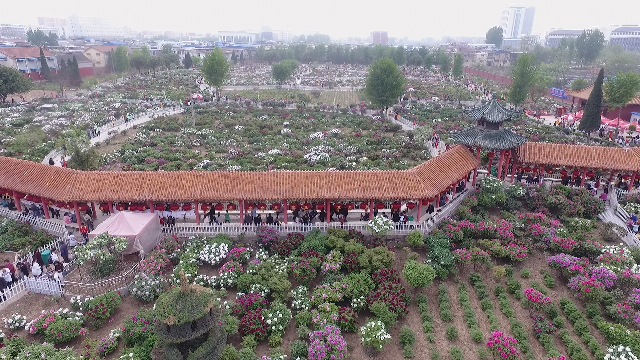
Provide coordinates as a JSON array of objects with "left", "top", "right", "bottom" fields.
[
  {"left": 0, "top": 47, "right": 54, "bottom": 58},
  {"left": 516, "top": 142, "right": 640, "bottom": 172},
  {"left": 566, "top": 85, "right": 640, "bottom": 105},
  {"left": 0, "top": 145, "right": 479, "bottom": 202}
]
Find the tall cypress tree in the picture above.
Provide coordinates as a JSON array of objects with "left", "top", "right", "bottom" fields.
[
  {"left": 39, "top": 48, "right": 51, "bottom": 80},
  {"left": 578, "top": 67, "right": 604, "bottom": 133},
  {"left": 183, "top": 52, "right": 193, "bottom": 69},
  {"left": 70, "top": 57, "right": 83, "bottom": 87}
]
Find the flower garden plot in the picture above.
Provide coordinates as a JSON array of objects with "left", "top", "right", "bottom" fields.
[{"left": 97, "top": 105, "right": 429, "bottom": 171}]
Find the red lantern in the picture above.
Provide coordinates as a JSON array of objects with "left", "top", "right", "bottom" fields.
[
  {"left": 392, "top": 201, "right": 401, "bottom": 210},
  {"left": 32, "top": 196, "right": 42, "bottom": 203},
  {"left": 139, "top": 204, "right": 147, "bottom": 211},
  {"left": 271, "top": 203, "right": 281, "bottom": 211},
  {"left": 215, "top": 203, "right": 225, "bottom": 211},
  {"left": 25, "top": 195, "right": 34, "bottom": 202},
  {"left": 129, "top": 204, "right": 139, "bottom": 211},
  {"left": 546, "top": 168, "right": 554, "bottom": 174},
  {"left": 258, "top": 203, "right": 268, "bottom": 210},
  {"left": 201, "top": 203, "right": 211, "bottom": 212},
  {"left": 170, "top": 204, "right": 180, "bottom": 211},
  {"left": 78, "top": 203, "right": 89, "bottom": 212},
  {"left": 14, "top": 192, "right": 25, "bottom": 200},
  {"left": 155, "top": 203, "right": 165, "bottom": 211},
  {"left": 572, "top": 170, "right": 580, "bottom": 176},
  {"left": 245, "top": 202, "right": 255, "bottom": 210},
  {"left": 376, "top": 202, "right": 385, "bottom": 209},
  {"left": 623, "top": 174, "right": 631, "bottom": 180},
  {"left": 421, "top": 199, "right": 431, "bottom": 206},
  {"left": 524, "top": 167, "right": 532, "bottom": 172},
  {"left": 65, "top": 202, "right": 74, "bottom": 210},
  {"left": 586, "top": 172, "right": 595, "bottom": 178},
  {"left": 332, "top": 203, "right": 342, "bottom": 211},
  {"left": 227, "top": 203, "right": 237, "bottom": 211},
  {"left": 560, "top": 170, "right": 568, "bottom": 176},
  {"left": 182, "top": 204, "right": 192, "bottom": 211},
  {"left": 487, "top": 152, "right": 495, "bottom": 158},
  {"left": 406, "top": 202, "right": 416, "bottom": 210},
  {"left": 359, "top": 202, "right": 368, "bottom": 210},
  {"left": 290, "top": 203, "right": 300, "bottom": 211},
  {"left": 100, "top": 203, "right": 109, "bottom": 212},
  {"left": 116, "top": 204, "right": 126, "bottom": 211},
  {"left": 302, "top": 202, "right": 311, "bottom": 210},
  {"left": 346, "top": 203, "right": 355, "bottom": 210},
  {"left": 54, "top": 201, "right": 65, "bottom": 208},
  {"left": 315, "top": 204, "right": 324, "bottom": 210}
]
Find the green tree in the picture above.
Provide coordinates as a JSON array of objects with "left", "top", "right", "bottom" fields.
[
  {"left": 161, "top": 44, "right": 173, "bottom": 55},
  {"left": 604, "top": 71, "right": 640, "bottom": 135},
  {"left": 452, "top": 53, "right": 464, "bottom": 79},
  {"left": 53, "top": 59, "right": 70, "bottom": 95},
  {"left": 272, "top": 61, "right": 293, "bottom": 84},
  {"left": 364, "top": 58, "right": 405, "bottom": 109},
  {"left": 148, "top": 56, "right": 162, "bottom": 74},
  {"left": 602, "top": 45, "right": 640, "bottom": 75},
  {"left": 39, "top": 47, "right": 51, "bottom": 81},
  {"left": 578, "top": 68, "right": 604, "bottom": 133},
  {"left": 231, "top": 52, "right": 238, "bottom": 64},
  {"left": 508, "top": 53, "right": 537, "bottom": 106},
  {"left": 485, "top": 26, "right": 504, "bottom": 48},
  {"left": 26, "top": 29, "right": 58, "bottom": 49},
  {"left": 393, "top": 46, "right": 406, "bottom": 65},
  {"left": 0, "top": 66, "right": 32, "bottom": 102},
  {"left": 438, "top": 52, "right": 452, "bottom": 74},
  {"left": 183, "top": 52, "right": 193, "bottom": 69},
  {"left": 69, "top": 56, "right": 82, "bottom": 87},
  {"left": 129, "top": 49, "right": 147, "bottom": 73},
  {"left": 202, "top": 48, "right": 230, "bottom": 100},
  {"left": 407, "top": 52, "right": 423, "bottom": 66},
  {"left": 423, "top": 53, "right": 434, "bottom": 69},
  {"left": 575, "top": 29, "right": 605, "bottom": 66},
  {"left": 191, "top": 55, "right": 202, "bottom": 68},
  {"left": 112, "top": 46, "right": 130, "bottom": 73},
  {"left": 571, "top": 78, "right": 589, "bottom": 90},
  {"left": 403, "top": 260, "right": 435, "bottom": 289}
]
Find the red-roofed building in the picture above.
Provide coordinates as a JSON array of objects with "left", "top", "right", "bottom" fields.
[{"left": 0, "top": 46, "right": 57, "bottom": 81}]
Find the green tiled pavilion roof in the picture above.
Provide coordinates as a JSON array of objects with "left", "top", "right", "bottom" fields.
[
  {"left": 451, "top": 128, "right": 527, "bottom": 150},
  {"left": 467, "top": 98, "right": 518, "bottom": 123}
]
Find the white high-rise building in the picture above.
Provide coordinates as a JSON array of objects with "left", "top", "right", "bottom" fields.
[
  {"left": 500, "top": 5, "right": 535, "bottom": 39},
  {"left": 67, "top": 14, "right": 125, "bottom": 38}
]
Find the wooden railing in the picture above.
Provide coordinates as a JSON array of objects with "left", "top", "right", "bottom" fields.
[{"left": 63, "top": 262, "right": 140, "bottom": 297}]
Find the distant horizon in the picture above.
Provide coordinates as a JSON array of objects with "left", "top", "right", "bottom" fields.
[{"left": 1, "top": 0, "right": 639, "bottom": 41}]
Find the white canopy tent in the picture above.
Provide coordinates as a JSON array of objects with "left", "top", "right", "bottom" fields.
[{"left": 88, "top": 212, "right": 161, "bottom": 255}]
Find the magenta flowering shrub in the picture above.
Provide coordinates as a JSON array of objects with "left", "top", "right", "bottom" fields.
[
  {"left": 227, "top": 247, "right": 252, "bottom": 263},
  {"left": 455, "top": 219, "right": 515, "bottom": 240},
  {"left": 505, "top": 243, "right": 528, "bottom": 261},
  {"left": 589, "top": 266, "right": 618, "bottom": 289},
  {"left": 290, "top": 258, "right": 317, "bottom": 284},
  {"left": 568, "top": 274, "right": 605, "bottom": 301},
  {"left": 546, "top": 355, "right": 567, "bottom": 360},
  {"left": 531, "top": 314, "right": 556, "bottom": 338},
  {"left": 321, "top": 251, "right": 342, "bottom": 275},
  {"left": 272, "top": 232, "right": 304, "bottom": 256},
  {"left": 524, "top": 288, "right": 552, "bottom": 312},
  {"left": 367, "top": 268, "right": 409, "bottom": 315},
  {"left": 550, "top": 237, "right": 578, "bottom": 253},
  {"left": 310, "top": 282, "right": 348, "bottom": 306},
  {"left": 308, "top": 324, "right": 348, "bottom": 360},
  {"left": 628, "top": 288, "right": 640, "bottom": 307},
  {"left": 486, "top": 330, "right": 520, "bottom": 360},
  {"left": 547, "top": 254, "right": 590, "bottom": 276},
  {"left": 219, "top": 260, "right": 243, "bottom": 275},
  {"left": 453, "top": 248, "right": 472, "bottom": 263},
  {"left": 256, "top": 226, "right": 279, "bottom": 247},
  {"left": 239, "top": 309, "right": 268, "bottom": 340},
  {"left": 139, "top": 250, "right": 171, "bottom": 276},
  {"left": 443, "top": 222, "right": 463, "bottom": 242},
  {"left": 232, "top": 292, "right": 269, "bottom": 316}
]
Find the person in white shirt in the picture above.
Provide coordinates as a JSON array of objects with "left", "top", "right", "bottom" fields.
[
  {"left": 50, "top": 252, "right": 59, "bottom": 264},
  {"left": 68, "top": 233, "right": 78, "bottom": 247},
  {"left": 31, "top": 261, "right": 42, "bottom": 277},
  {"left": 1, "top": 268, "right": 12, "bottom": 284}
]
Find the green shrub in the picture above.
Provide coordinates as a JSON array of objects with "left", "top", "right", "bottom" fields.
[
  {"left": 430, "top": 347, "right": 441, "bottom": 360},
  {"left": 238, "top": 347, "right": 256, "bottom": 360},
  {"left": 445, "top": 325, "right": 458, "bottom": 341},
  {"left": 403, "top": 260, "right": 436, "bottom": 288},
  {"left": 296, "top": 325, "right": 310, "bottom": 339},
  {"left": 449, "top": 346, "right": 464, "bottom": 360},
  {"left": 520, "top": 268, "right": 531, "bottom": 278},
  {"left": 585, "top": 303, "right": 601, "bottom": 320},
  {"left": 478, "top": 347, "right": 490, "bottom": 360},
  {"left": 358, "top": 246, "right": 395, "bottom": 272},
  {"left": 438, "top": 284, "right": 453, "bottom": 322},
  {"left": 220, "top": 344, "right": 239, "bottom": 360},
  {"left": 241, "top": 335, "right": 257, "bottom": 350},
  {"left": 268, "top": 334, "right": 283, "bottom": 348},
  {"left": 399, "top": 325, "right": 416, "bottom": 347},
  {"left": 406, "top": 231, "right": 424, "bottom": 247},
  {"left": 552, "top": 316, "right": 565, "bottom": 329},
  {"left": 492, "top": 266, "right": 506, "bottom": 279},
  {"left": 290, "top": 340, "right": 308, "bottom": 359},
  {"left": 470, "top": 328, "right": 484, "bottom": 343},
  {"left": 295, "top": 310, "right": 311, "bottom": 327},
  {"left": 370, "top": 300, "right": 398, "bottom": 328}
]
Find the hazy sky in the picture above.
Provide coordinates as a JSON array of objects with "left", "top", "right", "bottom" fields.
[{"left": 2, "top": 0, "right": 639, "bottom": 40}]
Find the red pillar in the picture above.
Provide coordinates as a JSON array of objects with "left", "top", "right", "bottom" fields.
[
  {"left": 501, "top": 150, "right": 511, "bottom": 180},
  {"left": 239, "top": 201, "right": 244, "bottom": 224},
  {"left": 472, "top": 146, "right": 481, "bottom": 186},
  {"left": 107, "top": 201, "right": 113, "bottom": 213},
  {"left": 13, "top": 191, "right": 22, "bottom": 213},
  {"left": 283, "top": 200, "right": 288, "bottom": 224},
  {"left": 369, "top": 199, "right": 374, "bottom": 220},
  {"left": 609, "top": 171, "right": 614, "bottom": 182},
  {"left": 435, "top": 193, "right": 441, "bottom": 208},
  {"left": 496, "top": 150, "right": 505, "bottom": 179},
  {"left": 73, "top": 201, "right": 82, "bottom": 227},
  {"left": 417, "top": 199, "right": 422, "bottom": 222},
  {"left": 193, "top": 201, "right": 199, "bottom": 225},
  {"left": 629, "top": 172, "right": 637, "bottom": 191},
  {"left": 325, "top": 199, "right": 331, "bottom": 223},
  {"left": 580, "top": 168, "right": 587, "bottom": 187},
  {"left": 42, "top": 199, "right": 50, "bottom": 219},
  {"left": 90, "top": 202, "right": 98, "bottom": 219},
  {"left": 148, "top": 200, "right": 154, "bottom": 214}
]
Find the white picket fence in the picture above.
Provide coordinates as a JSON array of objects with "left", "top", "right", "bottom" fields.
[
  {"left": 24, "top": 277, "right": 64, "bottom": 296},
  {"left": 0, "top": 207, "right": 67, "bottom": 237}
]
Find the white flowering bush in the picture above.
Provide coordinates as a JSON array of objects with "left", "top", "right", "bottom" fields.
[
  {"left": 309, "top": 131, "right": 325, "bottom": 139},
  {"left": 263, "top": 302, "right": 292, "bottom": 336},
  {"left": 624, "top": 203, "right": 640, "bottom": 215},
  {"left": 70, "top": 296, "right": 94, "bottom": 310},
  {"left": 3, "top": 314, "right": 26, "bottom": 330},
  {"left": 199, "top": 242, "right": 230, "bottom": 265},
  {"left": 360, "top": 320, "right": 391, "bottom": 351},
  {"left": 604, "top": 345, "right": 639, "bottom": 360},
  {"left": 129, "top": 273, "right": 166, "bottom": 302},
  {"left": 480, "top": 176, "right": 504, "bottom": 193},
  {"left": 367, "top": 215, "right": 394, "bottom": 239},
  {"left": 351, "top": 296, "right": 367, "bottom": 312},
  {"left": 291, "top": 285, "right": 311, "bottom": 311},
  {"left": 249, "top": 283, "right": 270, "bottom": 297},
  {"left": 74, "top": 233, "right": 128, "bottom": 278}
]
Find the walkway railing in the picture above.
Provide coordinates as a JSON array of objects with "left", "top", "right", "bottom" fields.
[
  {"left": 63, "top": 262, "right": 139, "bottom": 297},
  {"left": 0, "top": 207, "right": 67, "bottom": 238}
]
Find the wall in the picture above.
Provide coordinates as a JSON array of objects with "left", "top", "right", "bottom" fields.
[
  {"left": 78, "top": 67, "right": 94, "bottom": 77},
  {"left": 463, "top": 67, "right": 513, "bottom": 86},
  {"left": 604, "top": 104, "right": 640, "bottom": 122}
]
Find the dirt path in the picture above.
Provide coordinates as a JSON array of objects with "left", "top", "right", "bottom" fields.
[{"left": 448, "top": 281, "right": 481, "bottom": 359}]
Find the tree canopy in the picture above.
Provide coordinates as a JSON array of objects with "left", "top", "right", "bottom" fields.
[
  {"left": 26, "top": 29, "right": 58, "bottom": 49},
  {"left": 452, "top": 53, "right": 464, "bottom": 79},
  {"left": 575, "top": 29, "right": 605, "bottom": 65},
  {"left": 364, "top": 58, "right": 406, "bottom": 108},
  {"left": 202, "top": 48, "right": 230, "bottom": 99},
  {"left": 438, "top": 52, "right": 452, "bottom": 74},
  {"left": 39, "top": 48, "right": 51, "bottom": 81},
  {"left": 183, "top": 52, "right": 193, "bottom": 69},
  {"left": 112, "top": 46, "right": 130, "bottom": 73},
  {"left": 485, "top": 26, "right": 504, "bottom": 48},
  {"left": 601, "top": 45, "right": 640, "bottom": 75},
  {"left": 0, "top": 66, "right": 32, "bottom": 102},
  {"left": 578, "top": 68, "right": 604, "bottom": 133},
  {"left": 571, "top": 78, "right": 589, "bottom": 90},
  {"left": 508, "top": 53, "right": 538, "bottom": 106},
  {"left": 604, "top": 71, "right": 640, "bottom": 134},
  {"left": 393, "top": 46, "right": 406, "bottom": 66},
  {"left": 271, "top": 59, "right": 298, "bottom": 84}
]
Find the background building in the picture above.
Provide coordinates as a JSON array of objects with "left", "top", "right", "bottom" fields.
[
  {"left": 609, "top": 26, "right": 640, "bottom": 52},
  {"left": 0, "top": 47, "right": 57, "bottom": 81},
  {"left": 370, "top": 31, "right": 388, "bottom": 45},
  {"left": 545, "top": 29, "right": 583, "bottom": 47},
  {"left": 500, "top": 5, "right": 535, "bottom": 39},
  {"left": 217, "top": 31, "right": 258, "bottom": 43},
  {"left": 67, "top": 14, "right": 126, "bottom": 38}
]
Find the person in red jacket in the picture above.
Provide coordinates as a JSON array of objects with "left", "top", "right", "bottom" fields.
[{"left": 79, "top": 223, "right": 89, "bottom": 242}]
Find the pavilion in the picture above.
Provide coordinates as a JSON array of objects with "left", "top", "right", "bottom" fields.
[
  {"left": 451, "top": 98, "right": 526, "bottom": 185},
  {"left": 0, "top": 145, "right": 479, "bottom": 226}
]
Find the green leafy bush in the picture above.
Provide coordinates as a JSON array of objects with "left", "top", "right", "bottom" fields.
[
  {"left": 358, "top": 246, "right": 395, "bottom": 272},
  {"left": 402, "top": 260, "right": 436, "bottom": 288},
  {"left": 405, "top": 231, "right": 424, "bottom": 247},
  {"left": 437, "top": 284, "right": 453, "bottom": 322},
  {"left": 445, "top": 325, "right": 458, "bottom": 341},
  {"left": 520, "top": 268, "right": 530, "bottom": 278},
  {"left": 220, "top": 344, "right": 239, "bottom": 360}
]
